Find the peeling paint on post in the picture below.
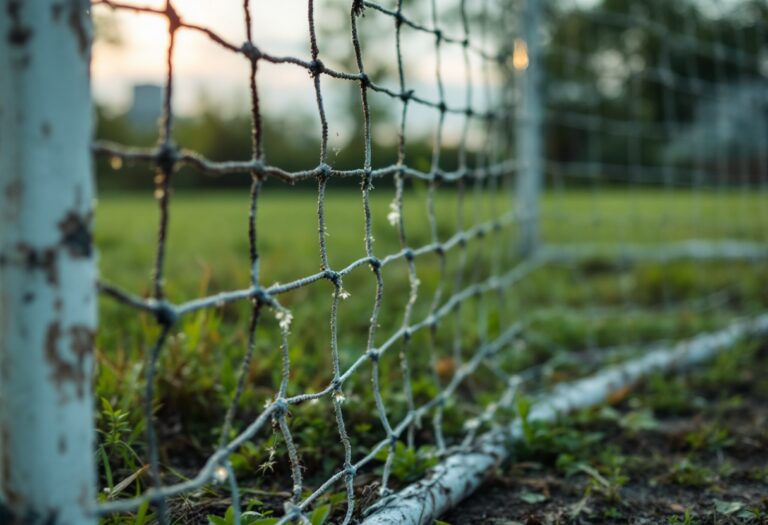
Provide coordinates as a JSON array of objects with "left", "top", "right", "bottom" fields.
[{"left": 0, "top": 1, "right": 97, "bottom": 524}]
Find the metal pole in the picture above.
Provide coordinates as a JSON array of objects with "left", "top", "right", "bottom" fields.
[
  {"left": 516, "top": 0, "right": 543, "bottom": 256},
  {"left": 0, "top": 2, "right": 97, "bottom": 524}
]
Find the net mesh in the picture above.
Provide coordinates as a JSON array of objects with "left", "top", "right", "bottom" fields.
[{"left": 90, "top": 0, "right": 768, "bottom": 523}]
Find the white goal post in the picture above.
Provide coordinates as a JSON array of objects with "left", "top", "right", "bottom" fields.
[{"left": 0, "top": 2, "right": 97, "bottom": 524}]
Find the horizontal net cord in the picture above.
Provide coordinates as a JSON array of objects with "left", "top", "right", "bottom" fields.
[
  {"left": 98, "top": 209, "right": 520, "bottom": 315},
  {"left": 537, "top": 240, "right": 768, "bottom": 263},
  {"left": 98, "top": 237, "right": 768, "bottom": 325},
  {"left": 93, "top": 141, "right": 518, "bottom": 183},
  {"left": 545, "top": 162, "right": 761, "bottom": 187},
  {"left": 550, "top": 45, "right": 761, "bottom": 100},
  {"left": 544, "top": 3, "right": 767, "bottom": 69}
]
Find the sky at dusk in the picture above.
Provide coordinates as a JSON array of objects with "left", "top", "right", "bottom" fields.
[{"left": 90, "top": 0, "right": 505, "bottom": 131}]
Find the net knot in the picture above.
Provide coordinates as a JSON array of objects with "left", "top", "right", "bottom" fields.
[
  {"left": 252, "top": 286, "right": 273, "bottom": 305},
  {"left": 317, "top": 163, "right": 332, "bottom": 181},
  {"left": 155, "top": 143, "right": 178, "bottom": 174},
  {"left": 250, "top": 160, "right": 266, "bottom": 179},
  {"left": 352, "top": 0, "right": 365, "bottom": 17},
  {"left": 458, "top": 234, "right": 468, "bottom": 248},
  {"left": 165, "top": 2, "right": 182, "bottom": 33},
  {"left": 282, "top": 502, "right": 304, "bottom": 521},
  {"left": 152, "top": 300, "right": 178, "bottom": 327},
  {"left": 402, "top": 327, "right": 412, "bottom": 341},
  {"left": 241, "top": 42, "right": 261, "bottom": 60},
  {"left": 434, "top": 245, "right": 445, "bottom": 257},
  {"left": 325, "top": 269, "right": 341, "bottom": 285},
  {"left": 388, "top": 434, "right": 398, "bottom": 447},
  {"left": 434, "top": 30, "right": 442, "bottom": 42},
  {"left": 465, "top": 108, "right": 474, "bottom": 118},
  {"left": 438, "top": 102, "right": 447, "bottom": 114},
  {"left": 462, "top": 38, "right": 470, "bottom": 48},
  {"left": 368, "top": 257, "right": 381, "bottom": 271},
  {"left": 272, "top": 397, "right": 289, "bottom": 416},
  {"left": 309, "top": 59, "right": 325, "bottom": 77},
  {"left": 400, "top": 89, "right": 414, "bottom": 102},
  {"left": 359, "top": 73, "right": 371, "bottom": 87},
  {"left": 432, "top": 170, "right": 444, "bottom": 184},
  {"left": 367, "top": 349, "right": 379, "bottom": 362},
  {"left": 345, "top": 465, "right": 357, "bottom": 478},
  {"left": 403, "top": 248, "right": 415, "bottom": 262}
]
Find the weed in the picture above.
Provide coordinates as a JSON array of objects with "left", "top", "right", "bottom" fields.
[
  {"left": 664, "top": 458, "right": 715, "bottom": 488},
  {"left": 666, "top": 509, "right": 699, "bottom": 525},
  {"left": 374, "top": 441, "right": 439, "bottom": 485}
]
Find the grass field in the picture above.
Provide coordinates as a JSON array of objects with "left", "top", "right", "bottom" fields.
[{"left": 93, "top": 188, "right": 768, "bottom": 524}]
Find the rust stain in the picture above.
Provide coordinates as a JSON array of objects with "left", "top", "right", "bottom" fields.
[
  {"left": 3, "top": 178, "right": 22, "bottom": 221},
  {"left": 44, "top": 322, "right": 94, "bottom": 400},
  {"left": 6, "top": 0, "right": 32, "bottom": 47},
  {"left": 3, "top": 177, "right": 22, "bottom": 201},
  {"left": 1, "top": 424, "right": 20, "bottom": 507},
  {"left": 16, "top": 243, "right": 57, "bottom": 285},
  {"left": 51, "top": 3, "right": 64, "bottom": 21},
  {"left": 67, "top": 0, "right": 88, "bottom": 57},
  {"left": 58, "top": 211, "right": 93, "bottom": 258},
  {"left": 69, "top": 325, "right": 94, "bottom": 364}
]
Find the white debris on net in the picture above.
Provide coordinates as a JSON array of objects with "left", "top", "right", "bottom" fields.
[
  {"left": 276, "top": 309, "right": 293, "bottom": 332},
  {"left": 360, "top": 314, "right": 768, "bottom": 525},
  {"left": 213, "top": 465, "right": 228, "bottom": 483},
  {"left": 387, "top": 199, "right": 401, "bottom": 227}
]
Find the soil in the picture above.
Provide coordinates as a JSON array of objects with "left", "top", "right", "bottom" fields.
[{"left": 441, "top": 345, "right": 768, "bottom": 525}]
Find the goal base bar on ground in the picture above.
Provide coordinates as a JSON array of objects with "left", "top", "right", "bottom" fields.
[{"left": 360, "top": 313, "right": 768, "bottom": 525}]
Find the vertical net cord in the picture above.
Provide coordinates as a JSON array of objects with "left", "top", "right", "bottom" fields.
[
  {"left": 354, "top": 0, "right": 391, "bottom": 504},
  {"left": 658, "top": 2, "right": 678, "bottom": 311},
  {"left": 380, "top": 0, "right": 419, "bottom": 493},
  {"left": 424, "top": 0, "right": 450, "bottom": 455},
  {"left": 144, "top": 3, "right": 180, "bottom": 522}
]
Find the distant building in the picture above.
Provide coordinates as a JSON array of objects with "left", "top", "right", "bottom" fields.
[{"left": 127, "top": 84, "right": 163, "bottom": 130}]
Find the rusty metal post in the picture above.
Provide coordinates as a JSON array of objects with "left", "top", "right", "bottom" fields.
[{"left": 0, "top": 1, "right": 97, "bottom": 524}]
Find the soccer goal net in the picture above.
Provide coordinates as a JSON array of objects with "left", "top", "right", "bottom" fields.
[{"left": 1, "top": 0, "right": 766, "bottom": 524}]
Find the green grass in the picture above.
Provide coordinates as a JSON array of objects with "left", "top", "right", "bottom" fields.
[{"left": 92, "top": 188, "right": 768, "bottom": 523}]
